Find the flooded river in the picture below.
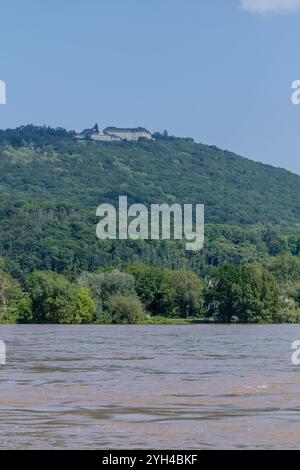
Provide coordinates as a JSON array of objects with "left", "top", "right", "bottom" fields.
[{"left": 0, "top": 324, "right": 300, "bottom": 449}]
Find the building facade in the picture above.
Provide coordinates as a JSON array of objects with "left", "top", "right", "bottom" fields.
[
  {"left": 75, "top": 124, "right": 153, "bottom": 142},
  {"left": 91, "top": 133, "right": 121, "bottom": 142},
  {"left": 103, "top": 127, "right": 152, "bottom": 141}
]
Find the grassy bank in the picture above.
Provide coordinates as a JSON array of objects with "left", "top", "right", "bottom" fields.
[{"left": 139, "top": 316, "right": 210, "bottom": 325}]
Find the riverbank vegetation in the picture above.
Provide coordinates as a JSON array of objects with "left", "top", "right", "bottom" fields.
[{"left": 1, "top": 258, "right": 300, "bottom": 324}]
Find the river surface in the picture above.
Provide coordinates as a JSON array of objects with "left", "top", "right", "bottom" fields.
[{"left": 0, "top": 324, "right": 300, "bottom": 449}]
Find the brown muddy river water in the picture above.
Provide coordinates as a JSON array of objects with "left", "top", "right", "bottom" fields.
[{"left": 0, "top": 324, "right": 300, "bottom": 449}]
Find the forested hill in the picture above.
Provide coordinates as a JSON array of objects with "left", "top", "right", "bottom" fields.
[{"left": 0, "top": 125, "right": 300, "bottom": 225}]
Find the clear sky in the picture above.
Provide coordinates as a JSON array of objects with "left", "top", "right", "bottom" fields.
[{"left": 1, "top": 0, "right": 300, "bottom": 173}]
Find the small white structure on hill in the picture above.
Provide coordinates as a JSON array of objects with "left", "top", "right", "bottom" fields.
[
  {"left": 102, "top": 127, "right": 152, "bottom": 141},
  {"left": 75, "top": 124, "right": 153, "bottom": 142},
  {"left": 91, "top": 132, "right": 120, "bottom": 142}
]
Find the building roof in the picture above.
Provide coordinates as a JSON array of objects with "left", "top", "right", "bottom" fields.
[{"left": 104, "top": 126, "right": 151, "bottom": 134}]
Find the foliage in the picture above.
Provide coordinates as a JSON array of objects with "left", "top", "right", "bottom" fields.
[
  {"left": 23, "top": 271, "right": 77, "bottom": 323},
  {"left": 125, "top": 264, "right": 166, "bottom": 312},
  {"left": 204, "top": 264, "right": 282, "bottom": 323},
  {"left": 0, "top": 126, "right": 300, "bottom": 280},
  {"left": 158, "top": 269, "right": 204, "bottom": 317},
  {"left": 0, "top": 126, "right": 299, "bottom": 323},
  {"left": 107, "top": 294, "right": 145, "bottom": 324},
  {"left": 0, "top": 261, "right": 23, "bottom": 322},
  {"left": 266, "top": 255, "right": 300, "bottom": 285},
  {"left": 1, "top": 126, "right": 300, "bottom": 227},
  {"left": 2, "top": 262, "right": 299, "bottom": 324},
  {"left": 73, "top": 288, "right": 95, "bottom": 324}
]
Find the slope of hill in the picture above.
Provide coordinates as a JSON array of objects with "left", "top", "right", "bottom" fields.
[
  {"left": 0, "top": 125, "right": 300, "bottom": 225},
  {"left": 0, "top": 125, "right": 299, "bottom": 277}
]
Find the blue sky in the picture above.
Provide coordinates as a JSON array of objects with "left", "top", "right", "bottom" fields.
[{"left": 1, "top": 0, "right": 300, "bottom": 173}]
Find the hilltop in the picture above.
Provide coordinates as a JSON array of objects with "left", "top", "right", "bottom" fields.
[{"left": 0, "top": 125, "right": 300, "bottom": 226}]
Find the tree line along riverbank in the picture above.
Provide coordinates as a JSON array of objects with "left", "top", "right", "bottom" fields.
[{"left": 1, "top": 258, "right": 300, "bottom": 324}]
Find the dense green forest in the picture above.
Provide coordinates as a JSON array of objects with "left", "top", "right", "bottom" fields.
[
  {"left": 0, "top": 125, "right": 300, "bottom": 323},
  {"left": 1, "top": 125, "right": 300, "bottom": 225}
]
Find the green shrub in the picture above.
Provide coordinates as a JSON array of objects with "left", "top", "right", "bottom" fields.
[{"left": 108, "top": 294, "right": 145, "bottom": 324}]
